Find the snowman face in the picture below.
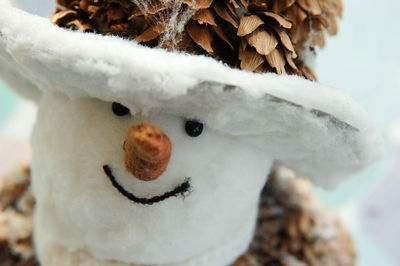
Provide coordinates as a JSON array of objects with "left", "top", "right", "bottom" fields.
[{"left": 31, "top": 93, "right": 273, "bottom": 265}]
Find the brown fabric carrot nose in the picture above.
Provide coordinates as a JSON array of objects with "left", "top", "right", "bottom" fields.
[{"left": 123, "top": 121, "right": 172, "bottom": 181}]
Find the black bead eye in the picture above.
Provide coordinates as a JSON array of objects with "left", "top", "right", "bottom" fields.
[
  {"left": 185, "top": 120, "right": 204, "bottom": 137},
  {"left": 112, "top": 102, "right": 130, "bottom": 116}
]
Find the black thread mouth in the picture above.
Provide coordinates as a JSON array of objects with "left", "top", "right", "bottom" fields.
[{"left": 103, "top": 165, "right": 191, "bottom": 205}]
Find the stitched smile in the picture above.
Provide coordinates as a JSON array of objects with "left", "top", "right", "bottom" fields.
[{"left": 103, "top": 165, "right": 191, "bottom": 205}]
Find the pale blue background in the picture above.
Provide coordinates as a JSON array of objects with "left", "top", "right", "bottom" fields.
[
  {"left": 0, "top": 0, "right": 399, "bottom": 264},
  {"left": 0, "top": 82, "right": 17, "bottom": 125},
  {"left": 315, "top": 0, "right": 400, "bottom": 205},
  {"left": 316, "top": 1, "right": 400, "bottom": 264}
]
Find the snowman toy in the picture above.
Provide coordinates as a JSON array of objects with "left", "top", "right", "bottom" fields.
[{"left": 0, "top": 0, "right": 382, "bottom": 265}]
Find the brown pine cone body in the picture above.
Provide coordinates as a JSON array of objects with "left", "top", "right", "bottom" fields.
[
  {"left": 233, "top": 168, "right": 356, "bottom": 266},
  {"left": 51, "top": 0, "right": 343, "bottom": 81},
  {"left": 0, "top": 165, "right": 37, "bottom": 266}
]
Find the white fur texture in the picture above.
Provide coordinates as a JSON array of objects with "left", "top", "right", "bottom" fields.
[
  {"left": 31, "top": 93, "right": 273, "bottom": 265},
  {"left": 0, "top": 0, "right": 382, "bottom": 187},
  {"left": 37, "top": 210, "right": 255, "bottom": 266}
]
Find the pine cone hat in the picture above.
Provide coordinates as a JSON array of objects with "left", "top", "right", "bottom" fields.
[
  {"left": 0, "top": 0, "right": 381, "bottom": 185},
  {"left": 51, "top": 0, "right": 343, "bottom": 81}
]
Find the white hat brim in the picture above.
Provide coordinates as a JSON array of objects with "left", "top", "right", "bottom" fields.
[{"left": 0, "top": 0, "right": 382, "bottom": 187}]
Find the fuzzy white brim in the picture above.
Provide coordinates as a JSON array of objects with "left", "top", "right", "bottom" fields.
[{"left": 0, "top": 0, "right": 382, "bottom": 187}]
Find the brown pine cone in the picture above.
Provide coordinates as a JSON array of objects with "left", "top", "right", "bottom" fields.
[
  {"left": 51, "top": 0, "right": 343, "bottom": 81},
  {"left": 233, "top": 168, "right": 356, "bottom": 266},
  {"left": 0, "top": 165, "right": 37, "bottom": 266}
]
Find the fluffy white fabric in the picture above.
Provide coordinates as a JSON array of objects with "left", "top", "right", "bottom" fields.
[
  {"left": 32, "top": 93, "right": 273, "bottom": 265},
  {"left": 36, "top": 209, "right": 256, "bottom": 266},
  {"left": 0, "top": 0, "right": 382, "bottom": 188}
]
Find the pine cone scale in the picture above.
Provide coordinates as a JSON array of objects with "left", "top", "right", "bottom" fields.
[
  {"left": 273, "top": 26, "right": 295, "bottom": 54},
  {"left": 247, "top": 29, "right": 278, "bottom": 56},
  {"left": 186, "top": 21, "right": 215, "bottom": 54},
  {"left": 135, "top": 23, "right": 166, "bottom": 43},
  {"left": 263, "top": 11, "right": 293, "bottom": 29},
  {"left": 212, "top": 2, "right": 240, "bottom": 28},
  {"left": 237, "top": 15, "right": 264, "bottom": 37},
  {"left": 192, "top": 9, "right": 217, "bottom": 26}
]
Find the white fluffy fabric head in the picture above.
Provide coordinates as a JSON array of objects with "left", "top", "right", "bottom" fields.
[{"left": 32, "top": 93, "right": 273, "bottom": 265}]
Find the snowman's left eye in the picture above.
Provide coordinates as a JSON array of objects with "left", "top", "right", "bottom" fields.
[
  {"left": 185, "top": 120, "right": 204, "bottom": 137},
  {"left": 112, "top": 102, "right": 130, "bottom": 116}
]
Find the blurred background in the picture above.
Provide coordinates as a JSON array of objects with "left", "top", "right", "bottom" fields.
[{"left": 0, "top": 0, "right": 399, "bottom": 265}]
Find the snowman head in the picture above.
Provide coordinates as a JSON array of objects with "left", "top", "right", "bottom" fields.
[
  {"left": 31, "top": 93, "right": 273, "bottom": 265},
  {"left": 0, "top": 0, "right": 382, "bottom": 265}
]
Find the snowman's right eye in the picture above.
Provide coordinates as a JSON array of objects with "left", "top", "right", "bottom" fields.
[{"left": 112, "top": 102, "right": 130, "bottom": 116}]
